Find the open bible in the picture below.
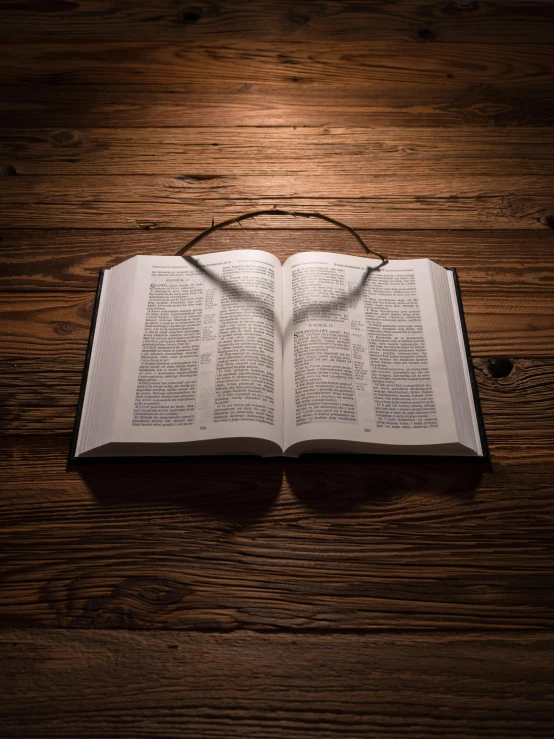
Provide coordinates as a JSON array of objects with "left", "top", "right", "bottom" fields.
[{"left": 71, "top": 250, "right": 487, "bottom": 459}]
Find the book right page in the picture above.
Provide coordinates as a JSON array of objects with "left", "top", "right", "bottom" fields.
[{"left": 282, "top": 252, "right": 459, "bottom": 454}]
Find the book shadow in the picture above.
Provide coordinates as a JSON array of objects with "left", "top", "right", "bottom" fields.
[
  {"left": 284, "top": 457, "right": 486, "bottom": 514},
  {"left": 77, "top": 458, "right": 282, "bottom": 527},
  {"left": 77, "top": 456, "right": 487, "bottom": 522}
]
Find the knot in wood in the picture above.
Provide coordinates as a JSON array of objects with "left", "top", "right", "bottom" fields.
[
  {"left": 55, "top": 322, "right": 73, "bottom": 335},
  {"left": 487, "top": 357, "right": 513, "bottom": 378}
]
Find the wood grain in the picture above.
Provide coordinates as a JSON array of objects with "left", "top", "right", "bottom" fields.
[
  {"left": 3, "top": 41, "right": 554, "bottom": 86},
  {"left": 1, "top": 631, "right": 554, "bottom": 739},
  {"left": 1, "top": 631, "right": 553, "bottom": 738},
  {"left": 2, "top": 82, "right": 553, "bottom": 128},
  {"left": 1, "top": 0, "right": 553, "bottom": 43},
  {"left": 3, "top": 173, "right": 554, "bottom": 198},
  {"left": 3, "top": 127, "right": 554, "bottom": 176},
  {"left": 1, "top": 197, "right": 552, "bottom": 230}
]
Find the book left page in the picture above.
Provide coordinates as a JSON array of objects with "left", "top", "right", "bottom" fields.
[{"left": 110, "top": 250, "right": 284, "bottom": 451}]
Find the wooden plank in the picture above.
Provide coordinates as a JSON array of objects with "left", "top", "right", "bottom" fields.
[
  {"left": 487, "top": 431, "right": 554, "bottom": 465},
  {"left": 2, "top": 173, "right": 553, "bottom": 198},
  {"left": 0, "top": 197, "right": 551, "bottom": 229},
  {"left": 0, "top": 360, "right": 83, "bottom": 433},
  {"left": 1, "top": 433, "right": 554, "bottom": 630},
  {"left": 0, "top": 1, "right": 553, "bottom": 44},
  {"left": 1, "top": 229, "right": 553, "bottom": 294},
  {"left": 2, "top": 173, "right": 553, "bottom": 226},
  {"left": 2, "top": 356, "right": 554, "bottom": 435},
  {"left": 1, "top": 632, "right": 553, "bottom": 739},
  {"left": 2, "top": 81, "right": 553, "bottom": 128},
  {"left": 474, "top": 358, "right": 554, "bottom": 431},
  {"left": 0, "top": 292, "right": 97, "bottom": 361},
  {"left": 2, "top": 127, "right": 554, "bottom": 176},
  {"left": 0, "top": 632, "right": 554, "bottom": 739},
  {"left": 2, "top": 41, "right": 554, "bottom": 86}
]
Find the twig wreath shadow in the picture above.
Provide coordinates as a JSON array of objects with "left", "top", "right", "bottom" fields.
[
  {"left": 175, "top": 208, "right": 388, "bottom": 263},
  {"left": 175, "top": 209, "right": 389, "bottom": 300}
]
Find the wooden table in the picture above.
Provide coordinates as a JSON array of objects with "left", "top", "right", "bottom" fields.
[{"left": 1, "top": 2, "right": 554, "bottom": 736}]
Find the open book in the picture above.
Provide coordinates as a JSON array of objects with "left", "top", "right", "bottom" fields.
[{"left": 71, "top": 250, "right": 487, "bottom": 459}]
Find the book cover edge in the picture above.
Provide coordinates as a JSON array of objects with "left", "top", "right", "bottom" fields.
[
  {"left": 447, "top": 267, "right": 490, "bottom": 461},
  {"left": 68, "top": 269, "right": 106, "bottom": 463}
]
